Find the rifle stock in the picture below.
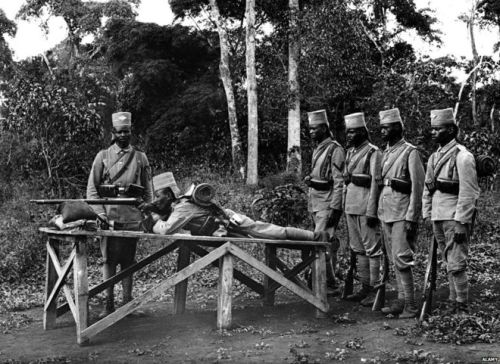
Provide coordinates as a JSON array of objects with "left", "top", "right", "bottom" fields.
[
  {"left": 372, "top": 240, "right": 389, "bottom": 311},
  {"left": 342, "top": 249, "right": 356, "bottom": 299},
  {"left": 419, "top": 236, "right": 438, "bottom": 322}
]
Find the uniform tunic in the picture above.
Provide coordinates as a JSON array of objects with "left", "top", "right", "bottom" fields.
[
  {"left": 422, "top": 139, "right": 479, "bottom": 273},
  {"left": 377, "top": 139, "right": 425, "bottom": 270},
  {"left": 87, "top": 143, "right": 153, "bottom": 264},
  {"left": 343, "top": 140, "right": 382, "bottom": 257}
]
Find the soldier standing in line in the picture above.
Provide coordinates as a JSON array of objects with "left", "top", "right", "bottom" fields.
[
  {"left": 342, "top": 112, "right": 383, "bottom": 305},
  {"left": 305, "top": 110, "right": 345, "bottom": 294},
  {"left": 377, "top": 108, "right": 425, "bottom": 318},
  {"left": 422, "top": 108, "right": 480, "bottom": 315},
  {"left": 87, "top": 111, "right": 153, "bottom": 317}
]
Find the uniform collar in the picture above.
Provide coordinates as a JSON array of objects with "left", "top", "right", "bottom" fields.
[
  {"left": 353, "top": 139, "right": 369, "bottom": 153},
  {"left": 111, "top": 143, "right": 132, "bottom": 154},
  {"left": 385, "top": 138, "right": 405, "bottom": 153},
  {"left": 317, "top": 136, "right": 333, "bottom": 148},
  {"left": 437, "top": 139, "right": 457, "bottom": 154}
]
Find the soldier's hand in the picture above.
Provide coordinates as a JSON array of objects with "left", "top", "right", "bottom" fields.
[
  {"left": 97, "top": 213, "right": 109, "bottom": 229},
  {"left": 405, "top": 220, "right": 418, "bottom": 240},
  {"left": 327, "top": 209, "right": 342, "bottom": 229},
  {"left": 454, "top": 222, "right": 467, "bottom": 244},
  {"left": 366, "top": 216, "right": 379, "bottom": 228}
]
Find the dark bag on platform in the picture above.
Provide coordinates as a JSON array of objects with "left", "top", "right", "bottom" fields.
[{"left": 59, "top": 201, "right": 98, "bottom": 223}]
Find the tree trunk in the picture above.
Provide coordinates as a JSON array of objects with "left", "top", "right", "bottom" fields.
[
  {"left": 469, "top": 3, "right": 479, "bottom": 126},
  {"left": 287, "top": 0, "right": 302, "bottom": 175},
  {"left": 209, "top": 0, "right": 246, "bottom": 179},
  {"left": 245, "top": 0, "right": 258, "bottom": 185}
]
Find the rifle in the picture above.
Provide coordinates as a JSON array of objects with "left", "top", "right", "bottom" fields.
[
  {"left": 418, "top": 236, "right": 438, "bottom": 323},
  {"left": 31, "top": 198, "right": 141, "bottom": 205},
  {"left": 372, "top": 239, "right": 389, "bottom": 311},
  {"left": 342, "top": 249, "right": 357, "bottom": 299}
]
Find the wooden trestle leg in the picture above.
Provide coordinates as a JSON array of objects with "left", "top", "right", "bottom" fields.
[{"left": 74, "top": 237, "right": 89, "bottom": 345}]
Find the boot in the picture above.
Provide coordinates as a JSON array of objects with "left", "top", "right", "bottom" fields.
[
  {"left": 456, "top": 302, "right": 469, "bottom": 316},
  {"left": 399, "top": 304, "right": 418, "bottom": 319},
  {"left": 360, "top": 289, "right": 376, "bottom": 307},
  {"left": 381, "top": 299, "right": 404, "bottom": 315},
  {"left": 345, "top": 284, "right": 371, "bottom": 302},
  {"left": 440, "top": 300, "right": 457, "bottom": 316},
  {"left": 98, "top": 299, "right": 115, "bottom": 319}
]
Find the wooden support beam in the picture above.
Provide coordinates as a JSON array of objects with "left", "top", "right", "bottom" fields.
[
  {"left": 263, "top": 245, "right": 277, "bottom": 306},
  {"left": 174, "top": 243, "right": 191, "bottom": 314},
  {"left": 227, "top": 244, "right": 328, "bottom": 312},
  {"left": 79, "top": 243, "right": 231, "bottom": 343},
  {"left": 190, "top": 245, "right": 264, "bottom": 296},
  {"left": 44, "top": 248, "right": 75, "bottom": 311},
  {"left": 268, "top": 255, "right": 315, "bottom": 293},
  {"left": 312, "top": 247, "right": 329, "bottom": 318},
  {"left": 44, "top": 238, "right": 59, "bottom": 330},
  {"left": 217, "top": 254, "right": 233, "bottom": 330},
  {"left": 74, "top": 237, "right": 89, "bottom": 345},
  {"left": 275, "top": 256, "right": 310, "bottom": 290}
]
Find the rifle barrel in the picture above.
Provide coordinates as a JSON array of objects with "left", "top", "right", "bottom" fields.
[{"left": 31, "top": 198, "right": 139, "bottom": 205}]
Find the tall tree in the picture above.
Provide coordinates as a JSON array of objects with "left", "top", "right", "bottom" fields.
[
  {"left": 0, "top": 9, "right": 16, "bottom": 80},
  {"left": 287, "top": 0, "right": 301, "bottom": 175},
  {"left": 245, "top": 0, "right": 258, "bottom": 184}
]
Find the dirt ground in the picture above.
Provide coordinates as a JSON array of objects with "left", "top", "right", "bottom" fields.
[{"left": 1, "top": 289, "right": 498, "bottom": 364}]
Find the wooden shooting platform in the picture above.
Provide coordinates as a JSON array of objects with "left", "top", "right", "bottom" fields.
[{"left": 38, "top": 228, "right": 329, "bottom": 345}]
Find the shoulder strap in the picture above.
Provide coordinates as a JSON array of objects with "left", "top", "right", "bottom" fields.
[
  {"left": 108, "top": 148, "right": 136, "bottom": 185},
  {"left": 347, "top": 144, "right": 372, "bottom": 175},
  {"left": 433, "top": 146, "right": 459, "bottom": 179},
  {"left": 446, "top": 147, "right": 461, "bottom": 179},
  {"left": 319, "top": 142, "right": 338, "bottom": 180},
  {"left": 362, "top": 147, "right": 376, "bottom": 175},
  {"left": 382, "top": 144, "right": 413, "bottom": 179}
]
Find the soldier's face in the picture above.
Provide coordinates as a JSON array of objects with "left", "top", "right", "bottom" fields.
[
  {"left": 346, "top": 127, "right": 365, "bottom": 147},
  {"left": 113, "top": 126, "right": 131, "bottom": 148},
  {"left": 431, "top": 125, "right": 450, "bottom": 144},
  {"left": 309, "top": 124, "right": 328, "bottom": 142},
  {"left": 380, "top": 123, "right": 401, "bottom": 143}
]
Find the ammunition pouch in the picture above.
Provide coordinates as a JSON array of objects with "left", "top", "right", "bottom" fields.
[
  {"left": 350, "top": 173, "right": 371, "bottom": 188},
  {"left": 309, "top": 179, "right": 333, "bottom": 191},
  {"left": 435, "top": 179, "right": 459, "bottom": 195},
  {"left": 98, "top": 184, "right": 144, "bottom": 198},
  {"left": 188, "top": 216, "right": 220, "bottom": 236},
  {"left": 383, "top": 177, "right": 411, "bottom": 195},
  {"left": 425, "top": 180, "right": 436, "bottom": 195}
]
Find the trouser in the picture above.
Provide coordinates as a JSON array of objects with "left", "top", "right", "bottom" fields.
[
  {"left": 346, "top": 214, "right": 382, "bottom": 287},
  {"left": 312, "top": 209, "right": 341, "bottom": 286},
  {"left": 432, "top": 220, "right": 470, "bottom": 303},
  {"left": 381, "top": 220, "right": 416, "bottom": 307}
]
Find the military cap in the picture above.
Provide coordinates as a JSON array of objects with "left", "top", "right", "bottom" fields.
[
  {"left": 379, "top": 108, "right": 403, "bottom": 127},
  {"left": 308, "top": 109, "right": 329, "bottom": 126},
  {"left": 430, "top": 108, "right": 455, "bottom": 127},
  {"left": 344, "top": 112, "right": 366, "bottom": 129},
  {"left": 112, "top": 111, "right": 132, "bottom": 128},
  {"left": 153, "top": 172, "right": 181, "bottom": 198}
]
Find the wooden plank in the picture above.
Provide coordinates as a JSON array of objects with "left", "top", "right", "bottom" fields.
[
  {"left": 43, "top": 239, "right": 59, "bottom": 330},
  {"left": 39, "top": 228, "right": 328, "bottom": 247},
  {"left": 312, "top": 246, "right": 329, "bottom": 318},
  {"left": 227, "top": 244, "right": 328, "bottom": 312},
  {"left": 263, "top": 245, "right": 277, "bottom": 306},
  {"left": 44, "top": 248, "right": 75, "bottom": 311},
  {"left": 217, "top": 254, "right": 233, "bottom": 330},
  {"left": 268, "top": 255, "right": 315, "bottom": 293},
  {"left": 174, "top": 243, "right": 191, "bottom": 314},
  {"left": 79, "top": 243, "right": 231, "bottom": 342},
  {"left": 275, "top": 256, "right": 309, "bottom": 290},
  {"left": 190, "top": 245, "right": 264, "bottom": 296},
  {"left": 74, "top": 237, "right": 89, "bottom": 346}
]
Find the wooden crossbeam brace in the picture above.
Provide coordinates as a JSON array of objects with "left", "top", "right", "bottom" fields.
[
  {"left": 79, "top": 242, "right": 231, "bottom": 342},
  {"left": 46, "top": 242, "right": 77, "bottom": 321},
  {"left": 190, "top": 245, "right": 264, "bottom": 296},
  {"left": 268, "top": 255, "right": 315, "bottom": 293},
  {"left": 56, "top": 240, "right": 179, "bottom": 317},
  {"left": 45, "top": 246, "right": 75, "bottom": 311},
  {"left": 227, "top": 244, "right": 328, "bottom": 312}
]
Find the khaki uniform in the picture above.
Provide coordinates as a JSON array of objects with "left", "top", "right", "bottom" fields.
[
  {"left": 422, "top": 139, "right": 479, "bottom": 273},
  {"left": 87, "top": 143, "right": 153, "bottom": 264},
  {"left": 344, "top": 140, "right": 382, "bottom": 257},
  {"left": 308, "top": 137, "right": 345, "bottom": 237},
  {"left": 378, "top": 139, "right": 425, "bottom": 270}
]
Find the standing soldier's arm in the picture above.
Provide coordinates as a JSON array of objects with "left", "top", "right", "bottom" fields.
[
  {"left": 406, "top": 149, "right": 425, "bottom": 222},
  {"left": 455, "top": 151, "right": 480, "bottom": 224},
  {"left": 141, "top": 154, "right": 154, "bottom": 204},
  {"left": 86, "top": 151, "right": 106, "bottom": 216},
  {"left": 330, "top": 146, "right": 345, "bottom": 211},
  {"left": 366, "top": 149, "right": 382, "bottom": 218},
  {"left": 422, "top": 155, "right": 434, "bottom": 221}
]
